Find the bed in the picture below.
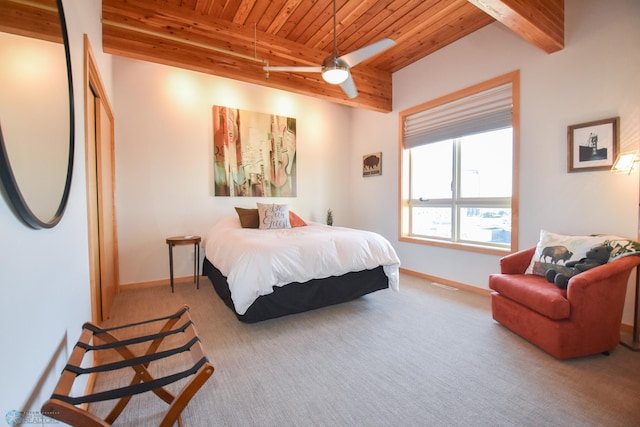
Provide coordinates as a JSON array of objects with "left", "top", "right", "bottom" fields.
[{"left": 202, "top": 213, "right": 400, "bottom": 322}]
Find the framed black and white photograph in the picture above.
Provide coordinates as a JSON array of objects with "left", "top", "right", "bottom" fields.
[
  {"left": 567, "top": 117, "right": 619, "bottom": 172},
  {"left": 363, "top": 152, "right": 382, "bottom": 177}
]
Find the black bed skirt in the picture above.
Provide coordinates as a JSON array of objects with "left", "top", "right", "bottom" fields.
[{"left": 202, "top": 257, "right": 389, "bottom": 323}]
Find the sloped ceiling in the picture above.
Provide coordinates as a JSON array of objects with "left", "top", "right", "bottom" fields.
[{"left": 0, "top": 0, "right": 564, "bottom": 112}]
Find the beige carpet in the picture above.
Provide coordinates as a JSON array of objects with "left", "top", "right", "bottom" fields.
[{"left": 89, "top": 274, "right": 640, "bottom": 426}]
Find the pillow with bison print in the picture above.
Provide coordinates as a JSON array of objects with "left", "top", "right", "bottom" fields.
[{"left": 525, "top": 229, "right": 640, "bottom": 276}]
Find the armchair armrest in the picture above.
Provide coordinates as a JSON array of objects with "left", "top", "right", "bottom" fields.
[
  {"left": 500, "top": 247, "right": 536, "bottom": 274},
  {"left": 567, "top": 255, "right": 640, "bottom": 324},
  {"left": 568, "top": 255, "right": 640, "bottom": 299}
]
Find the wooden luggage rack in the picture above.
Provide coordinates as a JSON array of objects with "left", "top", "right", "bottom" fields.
[{"left": 42, "top": 305, "right": 214, "bottom": 427}]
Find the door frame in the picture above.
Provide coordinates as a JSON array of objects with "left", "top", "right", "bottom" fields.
[{"left": 84, "top": 35, "right": 119, "bottom": 324}]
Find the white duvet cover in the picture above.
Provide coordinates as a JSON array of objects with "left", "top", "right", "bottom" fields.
[{"left": 204, "top": 216, "right": 400, "bottom": 315}]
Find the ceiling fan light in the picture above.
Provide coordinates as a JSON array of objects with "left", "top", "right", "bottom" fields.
[
  {"left": 321, "top": 56, "right": 349, "bottom": 84},
  {"left": 322, "top": 67, "right": 349, "bottom": 84}
]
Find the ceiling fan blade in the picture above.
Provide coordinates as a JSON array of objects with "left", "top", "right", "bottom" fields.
[
  {"left": 263, "top": 66, "right": 323, "bottom": 73},
  {"left": 339, "top": 38, "right": 396, "bottom": 68},
  {"left": 340, "top": 73, "right": 358, "bottom": 99}
]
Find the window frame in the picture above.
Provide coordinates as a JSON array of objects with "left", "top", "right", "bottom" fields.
[{"left": 399, "top": 71, "right": 520, "bottom": 255}]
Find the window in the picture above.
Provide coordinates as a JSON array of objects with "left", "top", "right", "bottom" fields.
[{"left": 400, "top": 72, "right": 519, "bottom": 254}]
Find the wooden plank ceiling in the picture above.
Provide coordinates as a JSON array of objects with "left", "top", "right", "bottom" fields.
[
  {"left": 0, "top": 0, "right": 62, "bottom": 43},
  {"left": 60, "top": 0, "right": 565, "bottom": 112}
]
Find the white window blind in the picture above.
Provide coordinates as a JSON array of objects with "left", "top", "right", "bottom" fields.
[{"left": 404, "top": 83, "right": 512, "bottom": 149}]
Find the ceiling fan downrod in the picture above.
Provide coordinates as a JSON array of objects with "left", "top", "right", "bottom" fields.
[{"left": 322, "top": 0, "right": 349, "bottom": 84}]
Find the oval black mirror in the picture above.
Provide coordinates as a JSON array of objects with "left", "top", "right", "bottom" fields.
[{"left": 0, "top": 0, "right": 74, "bottom": 229}]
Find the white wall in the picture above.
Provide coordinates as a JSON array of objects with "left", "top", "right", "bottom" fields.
[
  {"left": 0, "top": 0, "right": 112, "bottom": 416},
  {"left": 113, "top": 59, "right": 353, "bottom": 285},
  {"left": 350, "top": 0, "right": 640, "bottom": 322}
]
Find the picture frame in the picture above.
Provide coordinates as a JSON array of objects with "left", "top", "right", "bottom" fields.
[
  {"left": 363, "top": 152, "right": 382, "bottom": 177},
  {"left": 567, "top": 117, "right": 619, "bottom": 172}
]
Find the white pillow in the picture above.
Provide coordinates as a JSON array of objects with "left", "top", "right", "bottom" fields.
[
  {"left": 257, "top": 203, "right": 291, "bottom": 230},
  {"left": 525, "top": 230, "right": 630, "bottom": 276}
]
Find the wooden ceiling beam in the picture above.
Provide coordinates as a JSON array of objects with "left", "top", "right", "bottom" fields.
[
  {"left": 467, "top": 0, "right": 564, "bottom": 53},
  {"left": 102, "top": 0, "right": 393, "bottom": 112},
  {"left": 0, "top": 0, "right": 61, "bottom": 43}
]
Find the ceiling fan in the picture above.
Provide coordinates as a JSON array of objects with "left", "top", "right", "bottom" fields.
[{"left": 263, "top": 0, "right": 395, "bottom": 99}]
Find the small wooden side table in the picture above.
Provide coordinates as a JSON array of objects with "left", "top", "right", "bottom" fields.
[{"left": 166, "top": 235, "right": 201, "bottom": 292}]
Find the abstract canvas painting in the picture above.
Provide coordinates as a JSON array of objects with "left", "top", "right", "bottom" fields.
[{"left": 213, "top": 106, "right": 296, "bottom": 196}]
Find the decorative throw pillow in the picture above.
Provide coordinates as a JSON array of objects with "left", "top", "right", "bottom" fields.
[
  {"left": 605, "top": 237, "right": 640, "bottom": 260},
  {"left": 289, "top": 210, "right": 307, "bottom": 227},
  {"left": 235, "top": 207, "right": 259, "bottom": 229},
  {"left": 257, "top": 203, "right": 291, "bottom": 229},
  {"left": 525, "top": 229, "right": 640, "bottom": 276}
]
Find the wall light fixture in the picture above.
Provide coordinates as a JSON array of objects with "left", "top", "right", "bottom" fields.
[{"left": 611, "top": 151, "right": 640, "bottom": 175}]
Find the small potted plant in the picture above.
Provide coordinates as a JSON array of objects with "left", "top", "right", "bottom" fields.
[{"left": 326, "top": 209, "right": 333, "bottom": 226}]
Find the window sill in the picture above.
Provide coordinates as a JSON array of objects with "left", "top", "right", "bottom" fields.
[{"left": 399, "top": 235, "right": 512, "bottom": 256}]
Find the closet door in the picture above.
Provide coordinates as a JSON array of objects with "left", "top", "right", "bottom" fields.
[
  {"left": 85, "top": 37, "right": 118, "bottom": 323},
  {"left": 95, "top": 93, "right": 118, "bottom": 321}
]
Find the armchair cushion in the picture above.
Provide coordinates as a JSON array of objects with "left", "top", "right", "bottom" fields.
[{"left": 489, "top": 274, "right": 569, "bottom": 320}]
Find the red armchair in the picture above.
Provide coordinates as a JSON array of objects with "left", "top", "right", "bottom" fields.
[{"left": 489, "top": 247, "right": 640, "bottom": 359}]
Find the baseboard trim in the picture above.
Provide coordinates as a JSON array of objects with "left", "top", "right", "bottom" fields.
[
  {"left": 400, "top": 267, "right": 492, "bottom": 297},
  {"left": 121, "top": 276, "right": 205, "bottom": 291},
  {"left": 620, "top": 323, "right": 633, "bottom": 335}
]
